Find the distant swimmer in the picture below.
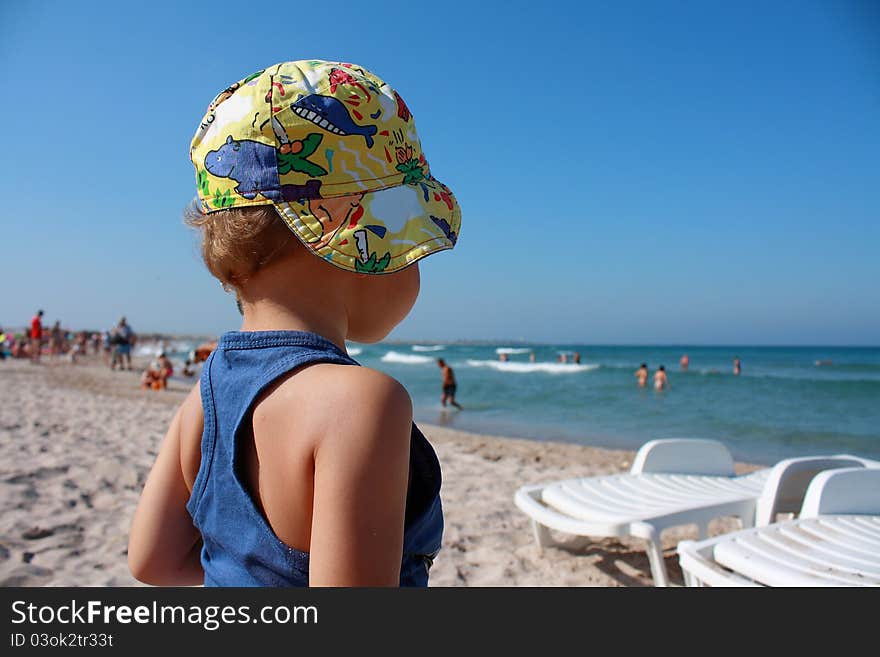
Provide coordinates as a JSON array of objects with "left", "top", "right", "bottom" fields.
[
  {"left": 733, "top": 357, "right": 741, "bottom": 376},
  {"left": 437, "top": 358, "right": 462, "bottom": 410},
  {"left": 573, "top": 352, "right": 581, "bottom": 364},
  {"left": 529, "top": 351, "right": 536, "bottom": 363},
  {"left": 654, "top": 365, "right": 669, "bottom": 391},
  {"left": 635, "top": 363, "right": 649, "bottom": 388},
  {"left": 499, "top": 352, "right": 508, "bottom": 362},
  {"left": 680, "top": 354, "right": 689, "bottom": 371}
]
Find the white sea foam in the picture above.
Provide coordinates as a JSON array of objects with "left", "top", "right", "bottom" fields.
[
  {"left": 134, "top": 340, "right": 197, "bottom": 358},
  {"left": 347, "top": 348, "right": 362, "bottom": 356},
  {"left": 134, "top": 344, "right": 161, "bottom": 358},
  {"left": 466, "top": 359, "right": 599, "bottom": 374},
  {"left": 495, "top": 347, "right": 532, "bottom": 355},
  {"left": 412, "top": 345, "right": 445, "bottom": 352},
  {"left": 381, "top": 351, "right": 434, "bottom": 364}
]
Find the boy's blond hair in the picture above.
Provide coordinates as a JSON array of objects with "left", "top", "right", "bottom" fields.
[{"left": 184, "top": 204, "right": 297, "bottom": 291}]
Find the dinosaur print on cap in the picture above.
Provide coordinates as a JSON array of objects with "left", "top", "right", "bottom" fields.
[
  {"left": 291, "top": 95, "right": 378, "bottom": 149},
  {"left": 190, "top": 60, "right": 461, "bottom": 275}
]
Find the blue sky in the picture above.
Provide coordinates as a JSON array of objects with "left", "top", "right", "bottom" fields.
[{"left": 1, "top": 0, "right": 877, "bottom": 344}]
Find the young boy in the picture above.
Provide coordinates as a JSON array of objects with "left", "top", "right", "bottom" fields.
[{"left": 128, "top": 60, "right": 461, "bottom": 587}]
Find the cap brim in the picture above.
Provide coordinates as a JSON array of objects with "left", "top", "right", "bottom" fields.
[{"left": 273, "top": 178, "right": 460, "bottom": 274}]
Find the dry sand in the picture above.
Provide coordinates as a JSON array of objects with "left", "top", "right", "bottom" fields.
[{"left": 0, "top": 356, "right": 760, "bottom": 587}]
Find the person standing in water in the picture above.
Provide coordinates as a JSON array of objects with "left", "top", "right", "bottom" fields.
[
  {"left": 635, "top": 363, "right": 649, "bottom": 388},
  {"left": 680, "top": 354, "right": 689, "bottom": 371},
  {"left": 654, "top": 365, "right": 669, "bottom": 391},
  {"left": 437, "top": 359, "right": 462, "bottom": 409},
  {"left": 733, "top": 357, "right": 741, "bottom": 376}
]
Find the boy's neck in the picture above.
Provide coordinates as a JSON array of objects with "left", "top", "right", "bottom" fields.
[
  {"left": 236, "top": 257, "right": 350, "bottom": 352},
  {"left": 238, "top": 300, "right": 348, "bottom": 352}
]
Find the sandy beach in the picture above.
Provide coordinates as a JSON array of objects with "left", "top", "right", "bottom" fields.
[{"left": 0, "top": 356, "right": 761, "bottom": 587}]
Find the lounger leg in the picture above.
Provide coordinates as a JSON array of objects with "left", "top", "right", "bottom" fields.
[
  {"left": 631, "top": 522, "right": 670, "bottom": 586},
  {"left": 644, "top": 537, "right": 669, "bottom": 587},
  {"left": 531, "top": 520, "right": 554, "bottom": 551}
]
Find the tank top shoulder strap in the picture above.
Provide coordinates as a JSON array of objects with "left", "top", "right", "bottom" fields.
[{"left": 187, "top": 330, "right": 358, "bottom": 517}]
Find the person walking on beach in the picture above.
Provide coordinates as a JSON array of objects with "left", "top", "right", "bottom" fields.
[
  {"left": 110, "top": 317, "right": 136, "bottom": 370},
  {"left": 733, "top": 357, "right": 741, "bottom": 376},
  {"left": 680, "top": 354, "right": 689, "bottom": 371},
  {"left": 129, "top": 60, "right": 459, "bottom": 588},
  {"left": 70, "top": 331, "right": 88, "bottom": 364},
  {"left": 437, "top": 358, "right": 462, "bottom": 410},
  {"left": 29, "top": 309, "right": 43, "bottom": 364},
  {"left": 101, "top": 331, "right": 112, "bottom": 365},
  {"left": 654, "top": 365, "right": 669, "bottom": 391},
  {"left": 635, "top": 363, "right": 649, "bottom": 388},
  {"left": 49, "top": 321, "right": 64, "bottom": 358}
]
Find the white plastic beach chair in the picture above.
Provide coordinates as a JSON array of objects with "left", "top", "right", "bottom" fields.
[
  {"left": 513, "top": 438, "right": 870, "bottom": 587},
  {"left": 677, "top": 467, "right": 880, "bottom": 587}
]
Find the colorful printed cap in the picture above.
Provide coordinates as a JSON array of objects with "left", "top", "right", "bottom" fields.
[{"left": 190, "top": 60, "right": 460, "bottom": 274}]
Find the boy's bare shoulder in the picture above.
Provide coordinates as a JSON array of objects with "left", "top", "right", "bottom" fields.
[
  {"left": 291, "top": 362, "right": 410, "bottom": 407},
  {"left": 266, "top": 363, "right": 412, "bottom": 435}
]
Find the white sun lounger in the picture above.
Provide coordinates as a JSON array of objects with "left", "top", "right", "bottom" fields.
[
  {"left": 677, "top": 467, "right": 880, "bottom": 586},
  {"left": 513, "top": 438, "right": 870, "bottom": 586}
]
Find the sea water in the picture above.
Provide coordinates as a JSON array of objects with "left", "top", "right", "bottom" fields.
[
  {"left": 363, "top": 344, "right": 880, "bottom": 466},
  {"left": 153, "top": 339, "right": 880, "bottom": 466}
]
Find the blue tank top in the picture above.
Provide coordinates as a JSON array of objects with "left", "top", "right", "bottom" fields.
[{"left": 186, "top": 330, "right": 444, "bottom": 586}]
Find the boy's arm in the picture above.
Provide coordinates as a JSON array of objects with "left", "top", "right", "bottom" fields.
[
  {"left": 308, "top": 369, "right": 412, "bottom": 586},
  {"left": 128, "top": 385, "right": 204, "bottom": 585}
]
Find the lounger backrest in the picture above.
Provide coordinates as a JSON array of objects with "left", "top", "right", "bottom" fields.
[
  {"left": 754, "top": 456, "right": 866, "bottom": 526},
  {"left": 630, "top": 439, "right": 735, "bottom": 476},
  {"left": 800, "top": 467, "right": 880, "bottom": 518}
]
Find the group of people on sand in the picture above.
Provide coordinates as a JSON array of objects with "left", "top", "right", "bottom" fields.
[
  {"left": 0, "top": 311, "right": 148, "bottom": 373},
  {"left": 1, "top": 310, "right": 98, "bottom": 364},
  {"left": 141, "top": 351, "right": 175, "bottom": 390},
  {"left": 140, "top": 340, "right": 216, "bottom": 391},
  {"left": 637, "top": 354, "right": 743, "bottom": 390}
]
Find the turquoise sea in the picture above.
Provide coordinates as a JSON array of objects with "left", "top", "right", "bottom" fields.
[
  {"left": 354, "top": 344, "right": 880, "bottom": 466},
  {"left": 154, "top": 341, "right": 880, "bottom": 466}
]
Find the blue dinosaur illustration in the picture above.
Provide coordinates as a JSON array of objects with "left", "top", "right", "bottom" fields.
[
  {"left": 204, "top": 136, "right": 281, "bottom": 200},
  {"left": 291, "top": 95, "right": 378, "bottom": 148}
]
